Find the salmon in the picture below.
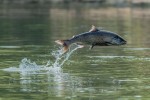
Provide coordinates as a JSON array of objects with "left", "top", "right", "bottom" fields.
[{"left": 55, "top": 25, "right": 126, "bottom": 53}]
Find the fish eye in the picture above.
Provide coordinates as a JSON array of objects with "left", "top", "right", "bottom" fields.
[{"left": 113, "top": 36, "right": 119, "bottom": 40}]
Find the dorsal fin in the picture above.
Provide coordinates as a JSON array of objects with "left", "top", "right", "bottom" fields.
[{"left": 89, "top": 25, "right": 99, "bottom": 32}]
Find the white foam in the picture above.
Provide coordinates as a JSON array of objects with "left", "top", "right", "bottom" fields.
[{"left": 2, "top": 44, "right": 81, "bottom": 74}]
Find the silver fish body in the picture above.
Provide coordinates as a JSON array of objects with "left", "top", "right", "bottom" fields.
[
  {"left": 55, "top": 25, "right": 126, "bottom": 53},
  {"left": 68, "top": 30, "right": 126, "bottom": 46}
]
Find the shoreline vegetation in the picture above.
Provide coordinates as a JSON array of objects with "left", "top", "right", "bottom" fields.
[{"left": 0, "top": 0, "right": 150, "bottom": 8}]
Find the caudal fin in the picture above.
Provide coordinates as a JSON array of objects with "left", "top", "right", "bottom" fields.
[{"left": 55, "top": 40, "right": 69, "bottom": 53}]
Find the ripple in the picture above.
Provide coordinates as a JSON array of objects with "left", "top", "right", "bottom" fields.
[
  {"left": 125, "top": 48, "right": 150, "bottom": 51},
  {"left": 86, "top": 56, "right": 150, "bottom": 61},
  {"left": 134, "top": 95, "right": 142, "bottom": 98},
  {"left": 87, "top": 56, "right": 135, "bottom": 59},
  {"left": 0, "top": 46, "right": 21, "bottom": 49}
]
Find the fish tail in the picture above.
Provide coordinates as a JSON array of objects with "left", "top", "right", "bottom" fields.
[{"left": 55, "top": 40, "right": 69, "bottom": 53}]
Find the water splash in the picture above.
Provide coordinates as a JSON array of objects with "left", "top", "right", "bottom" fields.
[
  {"left": 2, "top": 44, "right": 82, "bottom": 96},
  {"left": 2, "top": 44, "right": 81, "bottom": 73},
  {"left": 52, "top": 44, "right": 81, "bottom": 68},
  {"left": 1, "top": 45, "right": 123, "bottom": 99}
]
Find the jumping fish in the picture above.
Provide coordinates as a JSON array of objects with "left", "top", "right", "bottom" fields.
[{"left": 55, "top": 25, "right": 126, "bottom": 53}]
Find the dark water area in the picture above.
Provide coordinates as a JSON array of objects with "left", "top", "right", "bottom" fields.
[{"left": 0, "top": 3, "right": 150, "bottom": 100}]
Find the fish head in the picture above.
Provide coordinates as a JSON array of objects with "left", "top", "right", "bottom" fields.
[{"left": 111, "top": 35, "right": 126, "bottom": 45}]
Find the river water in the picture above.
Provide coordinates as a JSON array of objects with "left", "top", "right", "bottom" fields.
[{"left": 0, "top": 3, "right": 150, "bottom": 100}]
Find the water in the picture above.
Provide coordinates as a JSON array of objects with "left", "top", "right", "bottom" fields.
[
  {"left": 0, "top": 2, "right": 150, "bottom": 100},
  {"left": 2, "top": 44, "right": 82, "bottom": 73}
]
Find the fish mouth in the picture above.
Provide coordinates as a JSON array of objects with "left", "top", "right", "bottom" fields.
[
  {"left": 111, "top": 39, "right": 127, "bottom": 45},
  {"left": 114, "top": 40, "right": 127, "bottom": 45},
  {"left": 121, "top": 40, "right": 127, "bottom": 45}
]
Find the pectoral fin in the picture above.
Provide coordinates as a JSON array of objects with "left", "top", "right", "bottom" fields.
[{"left": 90, "top": 44, "right": 95, "bottom": 50}]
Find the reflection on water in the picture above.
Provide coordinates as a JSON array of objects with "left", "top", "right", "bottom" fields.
[{"left": 0, "top": 2, "right": 150, "bottom": 100}]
